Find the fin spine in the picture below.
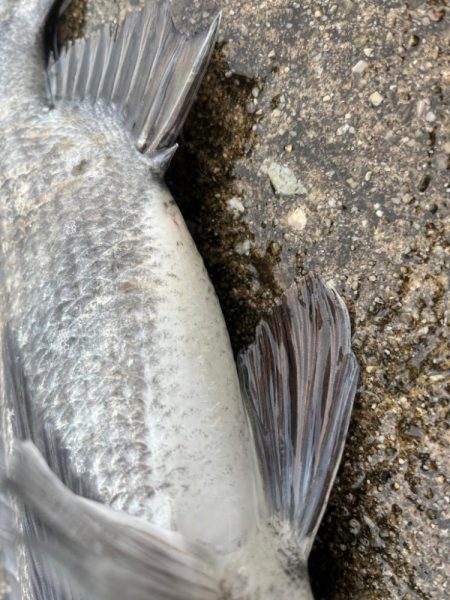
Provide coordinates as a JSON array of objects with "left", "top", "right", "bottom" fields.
[{"left": 48, "top": 2, "right": 220, "bottom": 169}]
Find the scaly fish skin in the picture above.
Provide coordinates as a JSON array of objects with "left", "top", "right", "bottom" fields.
[
  {"left": 0, "top": 2, "right": 359, "bottom": 599},
  {"left": 0, "top": 6, "right": 257, "bottom": 552}
]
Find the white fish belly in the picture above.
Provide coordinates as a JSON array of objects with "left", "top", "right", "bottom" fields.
[
  {"left": 0, "top": 103, "right": 259, "bottom": 555},
  {"left": 141, "top": 187, "right": 258, "bottom": 551}
]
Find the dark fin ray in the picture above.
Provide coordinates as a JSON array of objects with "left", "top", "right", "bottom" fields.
[
  {"left": 5, "top": 442, "right": 220, "bottom": 600},
  {"left": 47, "top": 1, "right": 220, "bottom": 169},
  {"left": 238, "top": 275, "right": 359, "bottom": 558}
]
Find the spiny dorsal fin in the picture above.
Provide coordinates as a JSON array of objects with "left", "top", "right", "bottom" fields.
[
  {"left": 48, "top": 1, "right": 220, "bottom": 162},
  {"left": 238, "top": 275, "right": 359, "bottom": 558}
]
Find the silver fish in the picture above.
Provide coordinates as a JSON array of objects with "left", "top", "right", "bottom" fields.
[{"left": 0, "top": 1, "right": 359, "bottom": 599}]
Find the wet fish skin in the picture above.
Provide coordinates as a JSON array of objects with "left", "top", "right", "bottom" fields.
[
  {"left": 0, "top": 0, "right": 257, "bottom": 551},
  {"left": 0, "top": 2, "right": 359, "bottom": 599}
]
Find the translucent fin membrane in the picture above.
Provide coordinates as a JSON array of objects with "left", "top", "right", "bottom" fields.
[
  {"left": 5, "top": 442, "right": 220, "bottom": 600},
  {"left": 48, "top": 2, "right": 220, "bottom": 160},
  {"left": 238, "top": 275, "right": 359, "bottom": 557}
]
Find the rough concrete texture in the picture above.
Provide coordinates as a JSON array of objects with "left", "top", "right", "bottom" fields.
[{"left": 57, "top": 0, "right": 449, "bottom": 598}]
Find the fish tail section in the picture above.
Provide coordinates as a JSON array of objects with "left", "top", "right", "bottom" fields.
[
  {"left": 238, "top": 275, "right": 359, "bottom": 559},
  {"left": 48, "top": 1, "right": 220, "bottom": 170},
  {"left": 3, "top": 441, "right": 221, "bottom": 600}
]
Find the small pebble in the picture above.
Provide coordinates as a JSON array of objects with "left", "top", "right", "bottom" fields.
[
  {"left": 226, "top": 197, "right": 245, "bottom": 214},
  {"left": 262, "top": 161, "right": 308, "bottom": 195},
  {"left": 408, "top": 34, "right": 420, "bottom": 48},
  {"left": 416, "top": 99, "right": 428, "bottom": 117},
  {"left": 352, "top": 59, "right": 369, "bottom": 74},
  {"left": 287, "top": 207, "right": 307, "bottom": 231},
  {"left": 369, "top": 91, "right": 383, "bottom": 106},
  {"left": 337, "top": 123, "right": 355, "bottom": 135},
  {"left": 234, "top": 239, "right": 251, "bottom": 255}
]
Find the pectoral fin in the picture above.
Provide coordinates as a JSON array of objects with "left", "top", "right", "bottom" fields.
[{"left": 238, "top": 275, "right": 359, "bottom": 558}]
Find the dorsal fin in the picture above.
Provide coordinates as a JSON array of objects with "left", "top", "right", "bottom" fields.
[{"left": 47, "top": 1, "right": 220, "bottom": 162}]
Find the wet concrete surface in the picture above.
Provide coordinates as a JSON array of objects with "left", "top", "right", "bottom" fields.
[{"left": 57, "top": 1, "right": 450, "bottom": 598}]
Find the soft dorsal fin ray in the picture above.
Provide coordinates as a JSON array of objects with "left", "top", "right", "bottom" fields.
[
  {"left": 47, "top": 1, "right": 220, "bottom": 162},
  {"left": 238, "top": 275, "right": 359, "bottom": 558}
]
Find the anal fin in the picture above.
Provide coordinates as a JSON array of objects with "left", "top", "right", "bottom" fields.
[
  {"left": 4, "top": 442, "right": 220, "bottom": 600},
  {"left": 238, "top": 275, "right": 359, "bottom": 558},
  {"left": 1, "top": 325, "right": 83, "bottom": 600}
]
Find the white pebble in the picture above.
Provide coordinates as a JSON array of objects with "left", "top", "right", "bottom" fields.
[
  {"left": 287, "top": 207, "right": 307, "bottom": 231},
  {"left": 369, "top": 91, "right": 383, "bottom": 106},
  {"left": 352, "top": 59, "right": 369, "bottom": 74},
  {"left": 226, "top": 197, "right": 245, "bottom": 214},
  {"left": 235, "top": 239, "right": 251, "bottom": 255}
]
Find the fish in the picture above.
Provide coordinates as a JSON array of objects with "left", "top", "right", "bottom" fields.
[{"left": 0, "top": 1, "right": 360, "bottom": 599}]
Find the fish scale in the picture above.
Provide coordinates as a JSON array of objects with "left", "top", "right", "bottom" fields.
[{"left": 9, "top": 161, "right": 162, "bottom": 518}]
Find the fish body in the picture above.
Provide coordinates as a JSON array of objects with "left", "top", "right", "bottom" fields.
[
  {"left": 0, "top": 99, "right": 257, "bottom": 549},
  {"left": 1, "top": 0, "right": 257, "bottom": 552},
  {"left": 0, "top": 2, "right": 359, "bottom": 599}
]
